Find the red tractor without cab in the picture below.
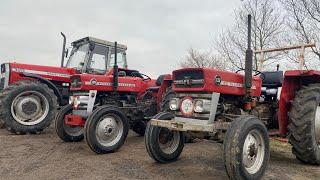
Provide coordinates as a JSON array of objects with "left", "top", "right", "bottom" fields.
[
  {"left": 55, "top": 42, "right": 173, "bottom": 153},
  {"left": 144, "top": 15, "right": 320, "bottom": 180},
  {"left": 0, "top": 34, "right": 128, "bottom": 134}
]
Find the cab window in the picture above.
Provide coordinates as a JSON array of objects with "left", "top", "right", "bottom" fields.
[{"left": 87, "top": 45, "right": 108, "bottom": 74}]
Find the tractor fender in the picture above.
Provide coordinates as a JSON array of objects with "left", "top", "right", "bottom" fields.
[
  {"left": 156, "top": 74, "right": 172, "bottom": 110},
  {"left": 278, "top": 70, "right": 320, "bottom": 135},
  {"left": 21, "top": 72, "right": 64, "bottom": 105}
]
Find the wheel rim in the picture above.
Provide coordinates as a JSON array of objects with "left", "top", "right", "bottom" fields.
[
  {"left": 158, "top": 128, "right": 180, "bottom": 154},
  {"left": 95, "top": 114, "right": 123, "bottom": 147},
  {"left": 242, "top": 129, "right": 265, "bottom": 174},
  {"left": 11, "top": 91, "right": 49, "bottom": 126},
  {"left": 315, "top": 106, "right": 320, "bottom": 148}
]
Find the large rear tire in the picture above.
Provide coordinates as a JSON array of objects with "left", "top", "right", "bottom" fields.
[
  {"left": 288, "top": 83, "right": 320, "bottom": 165},
  {"left": 224, "top": 115, "right": 269, "bottom": 180},
  {"left": 0, "top": 80, "right": 58, "bottom": 134},
  {"left": 85, "top": 106, "right": 129, "bottom": 154},
  {"left": 55, "top": 104, "right": 84, "bottom": 142},
  {"left": 145, "top": 112, "right": 184, "bottom": 163}
]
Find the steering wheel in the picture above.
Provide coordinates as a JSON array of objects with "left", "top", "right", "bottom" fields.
[
  {"left": 235, "top": 68, "right": 265, "bottom": 81},
  {"left": 140, "top": 73, "right": 152, "bottom": 81}
]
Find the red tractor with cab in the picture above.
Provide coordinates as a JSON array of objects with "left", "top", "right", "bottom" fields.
[
  {"left": 144, "top": 15, "right": 320, "bottom": 180},
  {"left": 55, "top": 42, "right": 173, "bottom": 154},
  {"left": 0, "top": 34, "right": 128, "bottom": 134}
]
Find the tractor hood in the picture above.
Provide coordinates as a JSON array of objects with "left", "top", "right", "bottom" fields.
[
  {"left": 7, "top": 62, "right": 77, "bottom": 84},
  {"left": 172, "top": 67, "right": 262, "bottom": 97}
]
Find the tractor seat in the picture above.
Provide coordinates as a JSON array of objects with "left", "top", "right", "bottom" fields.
[
  {"left": 261, "top": 71, "right": 283, "bottom": 88},
  {"left": 148, "top": 75, "right": 166, "bottom": 92}
]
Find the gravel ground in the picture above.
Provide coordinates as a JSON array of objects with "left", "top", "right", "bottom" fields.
[{"left": 0, "top": 126, "right": 319, "bottom": 180}]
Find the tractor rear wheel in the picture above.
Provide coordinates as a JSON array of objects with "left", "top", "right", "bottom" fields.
[
  {"left": 55, "top": 104, "right": 84, "bottom": 142},
  {"left": 288, "top": 83, "right": 320, "bottom": 165},
  {"left": 145, "top": 112, "right": 184, "bottom": 163},
  {"left": 224, "top": 115, "right": 269, "bottom": 180},
  {"left": 0, "top": 80, "right": 57, "bottom": 134},
  {"left": 85, "top": 106, "right": 129, "bottom": 154}
]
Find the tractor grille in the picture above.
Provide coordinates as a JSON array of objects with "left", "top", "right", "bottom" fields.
[
  {"left": 0, "top": 77, "right": 4, "bottom": 91},
  {"left": 173, "top": 69, "right": 204, "bottom": 88}
]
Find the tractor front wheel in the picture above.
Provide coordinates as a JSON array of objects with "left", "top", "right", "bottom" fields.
[
  {"left": 84, "top": 106, "right": 129, "bottom": 154},
  {"left": 0, "top": 80, "right": 57, "bottom": 134},
  {"left": 288, "top": 83, "right": 320, "bottom": 165},
  {"left": 145, "top": 112, "right": 184, "bottom": 163},
  {"left": 55, "top": 104, "right": 84, "bottom": 142},
  {"left": 224, "top": 115, "right": 269, "bottom": 180}
]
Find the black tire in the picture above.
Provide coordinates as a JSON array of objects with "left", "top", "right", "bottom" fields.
[
  {"left": 145, "top": 112, "right": 184, "bottom": 163},
  {"left": 55, "top": 104, "right": 84, "bottom": 142},
  {"left": 224, "top": 115, "right": 269, "bottom": 180},
  {"left": 132, "top": 120, "right": 147, "bottom": 136},
  {"left": 160, "top": 86, "right": 175, "bottom": 111},
  {"left": 0, "top": 80, "right": 58, "bottom": 134},
  {"left": 85, "top": 106, "right": 129, "bottom": 154},
  {"left": 288, "top": 83, "right": 320, "bottom": 165}
]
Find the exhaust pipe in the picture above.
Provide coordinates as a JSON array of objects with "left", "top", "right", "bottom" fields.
[
  {"left": 244, "top": 15, "right": 253, "bottom": 95},
  {"left": 60, "top": 32, "right": 66, "bottom": 67},
  {"left": 113, "top": 41, "right": 119, "bottom": 91}
]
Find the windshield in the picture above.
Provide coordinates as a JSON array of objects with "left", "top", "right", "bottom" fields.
[
  {"left": 65, "top": 44, "right": 89, "bottom": 70},
  {"left": 109, "top": 49, "right": 127, "bottom": 69},
  {"left": 86, "top": 45, "right": 108, "bottom": 74}
]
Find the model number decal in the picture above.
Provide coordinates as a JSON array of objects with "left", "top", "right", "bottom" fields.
[
  {"left": 12, "top": 68, "right": 70, "bottom": 78},
  {"left": 84, "top": 81, "right": 136, "bottom": 87},
  {"left": 220, "top": 81, "right": 256, "bottom": 90}
]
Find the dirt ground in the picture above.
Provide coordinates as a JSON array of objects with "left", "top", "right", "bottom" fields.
[{"left": 0, "top": 126, "right": 319, "bottom": 180}]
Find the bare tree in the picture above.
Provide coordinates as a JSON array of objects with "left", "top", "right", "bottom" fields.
[
  {"left": 179, "top": 48, "right": 227, "bottom": 70},
  {"left": 280, "top": 0, "right": 320, "bottom": 61},
  {"left": 215, "top": 0, "right": 285, "bottom": 71}
]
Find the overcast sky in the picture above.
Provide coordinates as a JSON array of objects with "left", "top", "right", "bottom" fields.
[{"left": 0, "top": 0, "right": 241, "bottom": 77}]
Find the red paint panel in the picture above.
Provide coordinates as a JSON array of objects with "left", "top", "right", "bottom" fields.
[
  {"left": 172, "top": 68, "right": 262, "bottom": 97},
  {"left": 9, "top": 62, "right": 75, "bottom": 83},
  {"left": 64, "top": 114, "right": 85, "bottom": 126}
]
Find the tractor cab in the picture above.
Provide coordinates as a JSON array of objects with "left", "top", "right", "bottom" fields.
[{"left": 64, "top": 37, "right": 128, "bottom": 75}]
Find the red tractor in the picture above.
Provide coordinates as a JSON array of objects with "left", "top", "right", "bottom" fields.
[
  {"left": 55, "top": 42, "right": 172, "bottom": 153},
  {"left": 144, "top": 15, "right": 320, "bottom": 179},
  {"left": 0, "top": 34, "right": 128, "bottom": 134}
]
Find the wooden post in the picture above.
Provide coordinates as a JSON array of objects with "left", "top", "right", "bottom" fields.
[{"left": 299, "top": 46, "right": 305, "bottom": 70}]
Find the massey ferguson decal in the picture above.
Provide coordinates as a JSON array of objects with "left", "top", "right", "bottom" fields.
[
  {"left": 85, "top": 80, "right": 136, "bottom": 87},
  {"left": 214, "top": 76, "right": 257, "bottom": 90},
  {"left": 12, "top": 68, "right": 70, "bottom": 78}
]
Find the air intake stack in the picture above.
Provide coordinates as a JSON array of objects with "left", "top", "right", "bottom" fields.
[{"left": 244, "top": 15, "right": 253, "bottom": 98}]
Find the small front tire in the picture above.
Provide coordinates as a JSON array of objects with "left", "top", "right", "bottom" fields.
[
  {"left": 85, "top": 106, "right": 129, "bottom": 154},
  {"left": 224, "top": 115, "right": 269, "bottom": 180},
  {"left": 55, "top": 104, "right": 84, "bottom": 142},
  {"left": 145, "top": 112, "right": 184, "bottom": 163}
]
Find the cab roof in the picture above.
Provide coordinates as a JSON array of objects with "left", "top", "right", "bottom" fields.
[{"left": 72, "top": 36, "right": 127, "bottom": 50}]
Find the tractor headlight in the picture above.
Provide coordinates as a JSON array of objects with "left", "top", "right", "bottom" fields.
[
  {"left": 194, "top": 99, "right": 211, "bottom": 113},
  {"left": 169, "top": 98, "right": 179, "bottom": 110}
]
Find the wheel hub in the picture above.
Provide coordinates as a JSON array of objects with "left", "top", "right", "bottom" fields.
[
  {"left": 242, "top": 130, "right": 265, "bottom": 175},
  {"left": 158, "top": 128, "right": 180, "bottom": 154},
  {"left": 95, "top": 115, "right": 123, "bottom": 147},
  {"left": 11, "top": 91, "right": 49, "bottom": 126},
  {"left": 21, "top": 101, "right": 38, "bottom": 115}
]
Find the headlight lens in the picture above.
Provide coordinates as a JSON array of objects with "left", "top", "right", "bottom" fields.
[
  {"left": 180, "top": 97, "right": 194, "bottom": 116},
  {"left": 194, "top": 99, "right": 211, "bottom": 113},
  {"left": 194, "top": 100, "right": 204, "bottom": 112},
  {"left": 169, "top": 98, "right": 179, "bottom": 110}
]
